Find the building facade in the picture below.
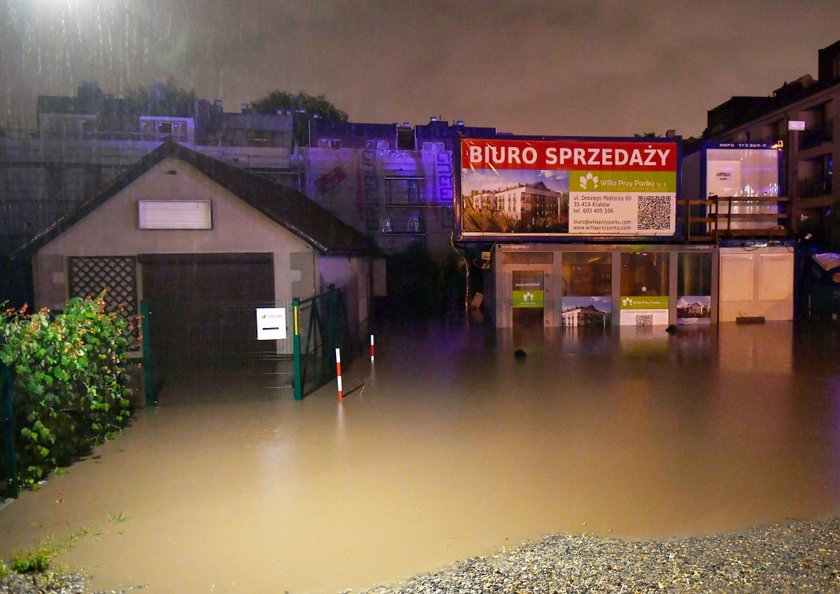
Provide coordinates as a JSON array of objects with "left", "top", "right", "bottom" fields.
[
  {"left": 21, "top": 142, "right": 378, "bottom": 357},
  {"left": 2, "top": 84, "right": 485, "bottom": 268},
  {"left": 704, "top": 40, "right": 840, "bottom": 232}
]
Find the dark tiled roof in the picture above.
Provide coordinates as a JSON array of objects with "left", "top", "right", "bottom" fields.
[{"left": 15, "top": 140, "right": 379, "bottom": 258}]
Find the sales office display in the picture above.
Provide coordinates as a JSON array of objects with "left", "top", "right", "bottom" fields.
[{"left": 458, "top": 137, "right": 679, "bottom": 239}]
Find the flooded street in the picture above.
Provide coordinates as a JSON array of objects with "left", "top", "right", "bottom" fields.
[{"left": 1, "top": 320, "right": 839, "bottom": 593}]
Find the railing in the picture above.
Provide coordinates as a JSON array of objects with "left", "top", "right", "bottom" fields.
[{"left": 679, "top": 196, "right": 791, "bottom": 242}]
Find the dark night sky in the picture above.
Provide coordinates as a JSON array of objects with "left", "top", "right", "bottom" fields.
[{"left": 2, "top": 0, "right": 839, "bottom": 138}]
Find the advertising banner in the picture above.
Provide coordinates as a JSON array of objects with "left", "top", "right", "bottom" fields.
[
  {"left": 512, "top": 271, "right": 544, "bottom": 308},
  {"left": 459, "top": 137, "right": 678, "bottom": 239},
  {"left": 619, "top": 295, "right": 669, "bottom": 326},
  {"left": 677, "top": 295, "right": 711, "bottom": 325},
  {"left": 561, "top": 296, "right": 611, "bottom": 327}
]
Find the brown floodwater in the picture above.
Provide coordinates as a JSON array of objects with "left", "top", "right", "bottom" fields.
[{"left": 1, "top": 320, "right": 839, "bottom": 593}]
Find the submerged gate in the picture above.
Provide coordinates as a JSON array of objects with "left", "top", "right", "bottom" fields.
[{"left": 140, "top": 288, "right": 351, "bottom": 403}]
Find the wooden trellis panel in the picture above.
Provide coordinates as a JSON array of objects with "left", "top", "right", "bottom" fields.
[{"left": 68, "top": 256, "right": 138, "bottom": 346}]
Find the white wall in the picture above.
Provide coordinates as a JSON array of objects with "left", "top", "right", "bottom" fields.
[{"left": 719, "top": 246, "right": 793, "bottom": 321}]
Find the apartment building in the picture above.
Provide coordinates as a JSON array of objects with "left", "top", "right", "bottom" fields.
[{"left": 704, "top": 39, "right": 839, "bottom": 231}]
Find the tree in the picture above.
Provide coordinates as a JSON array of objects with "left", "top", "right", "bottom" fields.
[
  {"left": 251, "top": 91, "right": 349, "bottom": 146},
  {"left": 251, "top": 91, "right": 348, "bottom": 122},
  {"left": 124, "top": 78, "right": 197, "bottom": 117}
]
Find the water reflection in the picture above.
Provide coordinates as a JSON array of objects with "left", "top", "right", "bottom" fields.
[{"left": 0, "top": 319, "right": 838, "bottom": 594}]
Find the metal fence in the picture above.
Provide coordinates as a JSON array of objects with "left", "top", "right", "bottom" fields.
[
  {"left": 138, "top": 289, "right": 352, "bottom": 404},
  {"left": 1, "top": 358, "right": 18, "bottom": 499},
  {"left": 292, "top": 288, "right": 352, "bottom": 400},
  {"left": 140, "top": 299, "right": 297, "bottom": 404}
]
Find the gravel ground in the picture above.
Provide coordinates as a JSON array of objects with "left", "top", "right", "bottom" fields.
[
  {"left": 0, "top": 572, "right": 88, "bottom": 594},
  {"left": 2, "top": 518, "right": 839, "bottom": 593},
  {"left": 348, "top": 517, "right": 840, "bottom": 594}
]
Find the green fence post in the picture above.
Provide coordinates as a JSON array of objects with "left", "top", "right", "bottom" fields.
[
  {"left": 140, "top": 301, "right": 155, "bottom": 407},
  {"left": 292, "top": 299, "right": 303, "bottom": 400},
  {"left": 1, "top": 360, "right": 18, "bottom": 498}
]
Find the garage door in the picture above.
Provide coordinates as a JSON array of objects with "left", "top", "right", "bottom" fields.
[{"left": 140, "top": 253, "right": 274, "bottom": 361}]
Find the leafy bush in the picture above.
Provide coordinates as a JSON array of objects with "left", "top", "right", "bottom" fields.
[{"left": 0, "top": 295, "right": 132, "bottom": 490}]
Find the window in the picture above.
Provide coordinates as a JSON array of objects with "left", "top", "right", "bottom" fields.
[
  {"left": 407, "top": 214, "right": 420, "bottom": 233},
  {"left": 422, "top": 141, "right": 444, "bottom": 152},
  {"left": 385, "top": 176, "right": 425, "bottom": 205},
  {"left": 562, "top": 252, "right": 611, "bottom": 296},
  {"left": 620, "top": 252, "right": 669, "bottom": 296}
]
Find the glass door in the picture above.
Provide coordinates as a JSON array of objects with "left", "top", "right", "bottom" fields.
[
  {"left": 677, "top": 252, "right": 713, "bottom": 324},
  {"left": 619, "top": 252, "right": 670, "bottom": 326},
  {"left": 560, "top": 252, "right": 611, "bottom": 329}
]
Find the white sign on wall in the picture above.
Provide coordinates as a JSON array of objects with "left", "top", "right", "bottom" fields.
[
  {"left": 138, "top": 199, "right": 212, "bottom": 229},
  {"left": 256, "top": 307, "right": 287, "bottom": 340}
]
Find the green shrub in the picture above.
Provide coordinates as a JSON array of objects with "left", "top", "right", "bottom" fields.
[
  {"left": 0, "top": 295, "right": 132, "bottom": 490},
  {"left": 10, "top": 546, "right": 53, "bottom": 574}
]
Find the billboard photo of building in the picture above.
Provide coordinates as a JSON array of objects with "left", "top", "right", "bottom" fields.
[
  {"left": 677, "top": 295, "right": 712, "bottom": 324},
  {"left": 561, "top": 296, "right": 611, "bottom": 328},
  {"left": 462, "top": 171, "right": 570, "bottom": 234}
]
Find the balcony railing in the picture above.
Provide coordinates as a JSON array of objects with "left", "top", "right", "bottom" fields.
[{"left": 679, "top": 196, "right": 791, "bottom": 242}]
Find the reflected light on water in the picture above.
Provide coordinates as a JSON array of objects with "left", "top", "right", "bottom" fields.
[{"left": 0, "top": 320, "right": 838, "bottom": 594}]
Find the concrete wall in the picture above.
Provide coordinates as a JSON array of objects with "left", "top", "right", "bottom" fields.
[
  {"left": 33, "top": 157, "right": 317, "bottom": 310},
  {"left": 319, "top": 255, "right": 371, "bottom": 340}
]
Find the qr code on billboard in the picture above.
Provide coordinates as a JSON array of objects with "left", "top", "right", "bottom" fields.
[
  {"left": 637, "top": 195, "right": 671, "bottom": 230},
  {"left": 635, "top": 314, "right": 654, "bottom": 326}
]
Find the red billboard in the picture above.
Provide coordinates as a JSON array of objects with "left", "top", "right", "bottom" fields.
[{"left": 458, "top": 137, "right": 679, "bottom": 238}]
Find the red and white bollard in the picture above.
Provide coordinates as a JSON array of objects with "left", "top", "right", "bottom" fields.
[
  {"left": 370, "top": 334, "right": 375, "bottom": 364},
  {"left": 335, "top": 347, "right": 344, "bottom": 401}
]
